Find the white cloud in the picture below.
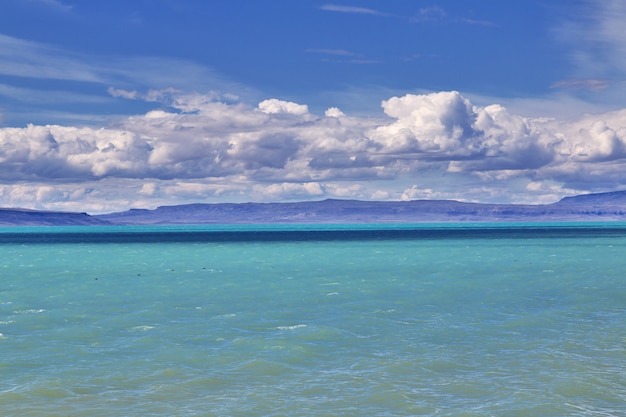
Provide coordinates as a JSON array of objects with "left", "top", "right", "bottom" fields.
[
  {"left": 254, "top": 182, "right": 325, "bottom": 199},
  {"left": 258, "top": 99, "right": 309, "bottom": 116},
  {"left": 325, "top": 107, "right": 345, "bottom": 118},
  {"left": 370, "top": 190, "right": 390, "bottom": 200},
  {"left": 107, "top": 87, "right": 139, "bottom": 100},
  {"left": 320, "top": 4, "right": 388, "bottom": 16},
  {"left": 372, "top": 91, "right": 478, "bottom": 154},
  {"left": 139, "top": 182, "right": 158, "bottom": 196},
  {"left": 1, "top": 90, "right": 626, "bottom": 212},
  {"left": 324, "top": 183, "right": 363, "bottom": 198},
  {"left": 401, "top": 186, "right": 430, "bottom": 201}
]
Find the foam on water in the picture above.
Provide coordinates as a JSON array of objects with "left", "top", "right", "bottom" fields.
[{"left": 1, "top": 223, "right": 626, "bottom": 416}]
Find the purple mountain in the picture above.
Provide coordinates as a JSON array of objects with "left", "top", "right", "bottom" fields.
[
  {"left": 94, "top": 191, "right": 626, "bottom": 225},
  {"left": 2, "top": 191, "right": 626, "bottom": 226},
  {"left": 0, "top": 208, "right": 108, "bottom": 226}
]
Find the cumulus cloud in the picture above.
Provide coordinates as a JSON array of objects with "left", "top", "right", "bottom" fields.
[
  {"left": 258, "top": 99, "right": 309, "bottom": 116},
  {"left": 1, "top": 90, "right": 626, "bottom": 212},
  {"left": 0, "top": 124, "right": 154, "bottom": 180},
  {"left": 325, "top": 107, "right": 345, "bottom": 118},
  {"left": 372, "top": 91, "right": 479, "bottom": 154}
]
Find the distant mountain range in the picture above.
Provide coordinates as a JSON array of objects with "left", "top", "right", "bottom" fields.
[{"left": 3, "top": 191, "right": 626, "bottom": 226}]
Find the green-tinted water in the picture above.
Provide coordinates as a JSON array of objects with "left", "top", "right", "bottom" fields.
[{"left": 1, "top": 224, "right": 625, "bottom": 416}]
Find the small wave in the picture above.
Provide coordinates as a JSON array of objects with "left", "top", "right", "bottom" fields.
[
  {"left": 13, "top": 309, "right": 45, "bottom": 314},
  {"left": 276, "top": 324, "right": 307, "bottom": 330},
  {"left": 130, "top": 325, "right": 155, "bottom": 332},
  {"left": 213, "top": 313, "right": 236, "bottom": 319}
]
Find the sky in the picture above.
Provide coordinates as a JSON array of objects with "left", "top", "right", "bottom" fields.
[{"left": 1, "top": 0, "right": 626, "bottom": 213}]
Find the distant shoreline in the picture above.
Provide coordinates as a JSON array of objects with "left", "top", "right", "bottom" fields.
[{"left": 3, "top": 190, "right": 626, "bottom": 226}]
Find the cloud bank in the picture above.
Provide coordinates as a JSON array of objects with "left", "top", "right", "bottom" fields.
[{"left": 1, "top": 90, "right": 626, "bottom": 213}]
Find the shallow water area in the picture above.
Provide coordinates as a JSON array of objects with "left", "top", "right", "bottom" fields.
[{"left": 1, "top": 223, "right": 625, "bottom": 416}]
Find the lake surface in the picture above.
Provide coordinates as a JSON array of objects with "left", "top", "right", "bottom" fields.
[{"left": 1, "top": 223, "right": 625, "bottom": 416}]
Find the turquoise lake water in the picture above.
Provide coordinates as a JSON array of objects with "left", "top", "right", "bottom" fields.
[{"left": 1, "top": 223, "right": 625, "bottom": 416}]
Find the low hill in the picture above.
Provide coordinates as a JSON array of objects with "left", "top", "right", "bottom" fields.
[
  {"left": 95, "top": 191, "right": 626, "bottom": 225},
  {"left": 2, "top": 191, "right": 626, "bottom": 226},
  {"left": 0, "top": 208, "right": 108, "bottom": 226}
]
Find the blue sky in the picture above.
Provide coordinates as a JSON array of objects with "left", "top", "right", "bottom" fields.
[{"left": 0, "top": 0, "right": 625, "bottom": 213}]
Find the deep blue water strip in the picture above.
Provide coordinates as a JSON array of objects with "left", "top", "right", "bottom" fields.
[{"left": 1, "top": 225, "right": 626, "bottom": 243}]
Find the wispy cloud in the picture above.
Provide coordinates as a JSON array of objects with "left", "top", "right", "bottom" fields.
[
  {"left": 0, "top": 34, "right": 102, "bottom": 83},
  {"left": 0, "top": 83, "right": 112, "bottom": 104},
  {"left": 319, "top": 4, "right": 389, "bottom": 17},
  {"left": 455, "top": 17, "right": 497, "bottom": 27},
  {"left": 548, "top": 0, "right": 626, "bottom": 108},
  {"left": 23, "top": 0, "right": 73, "bottom": 12},
  {"left": 320, "top": 3, "right": 495, "bottom": 27},
  {"left": 412, "top": 6, "right": 446, "bottom": 22},
  {"left": 555, "top": 0, "right": 626, "bottom": 78},
  {"left": 411, "top": 6, "right": 496, "bottom": 26},
  {"left": 306, "top": 48, "right": 381, "bottom": 64},
  {"left": 306, "top": 48, "right": 361, "bottom": 57},
  {"left": 550, "top": 78, "right": 612, "bottom": 91},
  {"left": 0, "top": 33, "right": 260, "bottom": 124},
  {"left": 0, "top": 34, "right": 254, "bottom": 94},
  {"left": 107, "top": 87, "right": 139, "bottom": 100}
]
